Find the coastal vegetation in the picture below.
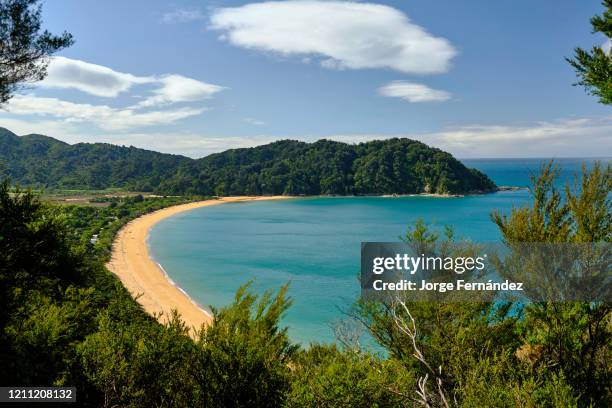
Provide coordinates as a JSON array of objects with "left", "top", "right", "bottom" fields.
[
  {"left": 0, "top": 161, "right": 610, "bottom": 407},
  {"left": 0, "top": 128, "right": 496, "bottom": 195},
  {"left": 0, "top": 1, "right": 610, "bottom": 406}
]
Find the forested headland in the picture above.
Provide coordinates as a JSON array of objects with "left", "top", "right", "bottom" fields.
[{"left": 0, "top": 127, "right": 496, "bottom": 196}]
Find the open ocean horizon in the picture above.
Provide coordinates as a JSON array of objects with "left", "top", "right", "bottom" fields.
[{"left": 149, "top": 158, "right": 610, "bottom": 344}]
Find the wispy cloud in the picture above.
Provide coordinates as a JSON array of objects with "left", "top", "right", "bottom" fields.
[
  {"left": 0, "top": 117, "right": 276, "bottom": 157},
  {"left": 243, "top": 117, "right": 266, "bottom": 126},
  {"left": 210, "top": 1, "right": 456, "bottom": 74},
  {"left": 6, "top": 95, "right": 205, "bottom": 131},
  {"left": 41, "top": 56, "right": 151, "bottom": 97},
  {"left": 161, "top": 9, "right": 205, "bottom": 24},
  {"left": 41, "top": 57, "right": 223, "bottom": 107},
  {"left": 378, "top": 81, "right": 451, "bottom": 103},
  {"left": 3, "top": 57, "right": 224, "bottom": 131},
  {"left": 134, "top": 74, "right": 224, "bottom": 108},
  {"left": 327, "top": 116, "right": 612, "bottom": 157},
  {"left": 98, "top": 133, "right": 277, "bottom": 157},
  {"left": 2, "top": 115, "right": 610, "bottom": 159}
]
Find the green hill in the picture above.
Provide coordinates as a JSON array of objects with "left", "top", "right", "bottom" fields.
[{"left": 0, "top": 127, "right": 496, "bottom": 195}]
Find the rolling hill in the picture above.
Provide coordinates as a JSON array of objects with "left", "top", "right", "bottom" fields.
[{"left": 0, "top": 127, "right": 496, "bottom": 195}]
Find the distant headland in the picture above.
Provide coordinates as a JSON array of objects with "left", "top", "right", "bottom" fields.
[{"left": 0, "top": 127, "right": 497, "bottom": 196}]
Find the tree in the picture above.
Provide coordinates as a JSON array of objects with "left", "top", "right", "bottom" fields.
[
  {"left": 0, "top": 0, "right": 73, "bottom": 105},
  {"left": 492, "top": 162, "right": 611, "bottom": 407},
  {"left": 351, "top": 163, "right": 610, "bottom": 407},
  {"left": 286, "top": 344, "right": 413, "bottom": 408},
  {"left": 567, "top": 1, "right": 612, "bottom": 104},
  {"left": 192, "top": 283, "right": 298, "bottom": 408}
]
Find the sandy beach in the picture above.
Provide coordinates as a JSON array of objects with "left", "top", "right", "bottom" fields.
[{"left": 106, "top": 196, "right": 289, "bottom": 336}]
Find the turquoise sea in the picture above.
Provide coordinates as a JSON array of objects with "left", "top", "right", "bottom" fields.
[{"left": 149, "top": 158, "right": 608, "bottom": 344}]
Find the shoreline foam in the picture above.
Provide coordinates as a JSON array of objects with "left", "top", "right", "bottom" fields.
[{"left": 106, "top": 196, "right": 290, "bottom": 336}]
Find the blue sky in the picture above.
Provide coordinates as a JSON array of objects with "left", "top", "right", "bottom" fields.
[{"left": 0, "top": 0, "right": 610, "bottom": 157}]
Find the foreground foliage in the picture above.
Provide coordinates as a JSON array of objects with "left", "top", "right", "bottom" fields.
[
  {"left": 567, "top": 0, "right": 612, "bottom": 104},
  {"left": 0, "top": 0, "right": 73, "bottom": 105},
  {"left": 0, "top": 162, "right": 609, "bottom": 407}
]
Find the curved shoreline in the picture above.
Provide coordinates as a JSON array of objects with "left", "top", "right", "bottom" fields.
[{"left": 106, "top": 196, "right": 290, "bottom": 335}]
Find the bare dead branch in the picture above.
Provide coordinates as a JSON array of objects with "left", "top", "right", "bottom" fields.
[{"left": 391, "top": 298, "right": 451, "bottom": 408}]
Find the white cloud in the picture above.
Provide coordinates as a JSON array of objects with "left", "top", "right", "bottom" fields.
[
  {"left": 0, "top": 116, "right": 276, "bottom": 157},
  {"left": 378, "top": 81, "right": 451, "bottom": 102},
  {"left": 40, "top": 57, "right": 223, "bottom": 108},
  {"left": 5, "top": 95, "right": 205, "bottom": 131},
  {"left": 327, "top": 117, "right": 612, "bottom": 157},
  {"left": 99, "top": 133, "right": 276, "bottom": 157},
  {"left": 5, "top": 57, "right": 226, "bottom": 130},
  {"left": 41, "top": 56, "right": 151, "bottom": 97},
  {"left": 603, "top": 38, "right": 611, "bottom": 54},
  {"left": 210, "top": 1, "right": 456, "bottom": 74},
  {"left": 243, "top": 117, "right": 266, "bottom": 126},
  {"left": 3, "top": 114, "right": 611, "bottom": 159},
  {"left": 135, "top": 75, "right": 224, "bottom": 108},
  {"left": 162, "top": 9, "right": 205, "bottom": 24},
  {"left": 0, "top": 117, "right": 79, "bottom": 140}
]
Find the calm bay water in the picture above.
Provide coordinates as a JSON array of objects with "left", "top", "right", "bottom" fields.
[{"left": 149, "top": 158, "right": 608, "bottom": 344}]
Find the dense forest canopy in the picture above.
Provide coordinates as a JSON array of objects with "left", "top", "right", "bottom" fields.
[{"left": 0, "top": 127, "right": 496, "bottom": 195}]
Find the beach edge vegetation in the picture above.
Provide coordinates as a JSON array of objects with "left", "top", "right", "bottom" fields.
[{"left": 0, "top": 162, "right": 610, "bottom": 407}]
